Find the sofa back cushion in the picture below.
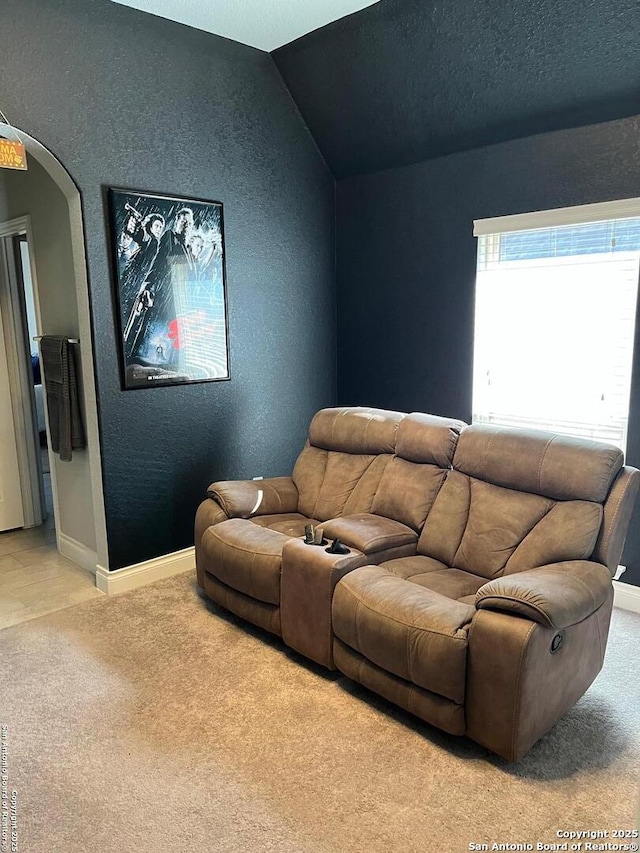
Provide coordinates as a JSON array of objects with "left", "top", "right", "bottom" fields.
[
  {"left": 295, "top": 448, "right": 392, "bottom": 520},
  {"left": 371, "top": 413, "right": 466, "bottom": 531},
  {"left": 293, "top": 407, "right": 404, "bottom": 521},
  {"left": 308, "top": 406, "right": 401, "bottom": 455},
  {"left": 453, "top": 425, "right": 623, "bottom": 502},
  {"left": 418, "top": 425, "right": 622, "bottom": 579}
]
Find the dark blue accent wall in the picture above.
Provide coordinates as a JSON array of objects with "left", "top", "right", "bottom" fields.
[
  {"left": 3, "top": 0, "right": 640, "bottom": 585},
  {"left": 0, "top": 0, "right": 335, "bottom": 570},
  {"left": 273, "top": 0, "right": 640, "bottom": 584},
  {"left": 274, "top": 0, "right": 640, "bottom": 178},
  {"left": 336, "top": 115, "right": 640, "bottom": 584}
]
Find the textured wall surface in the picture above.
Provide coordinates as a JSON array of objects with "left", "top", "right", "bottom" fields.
[
  {"left": 0, "top": 175, "right": 8, "bottom": 222},
  {"left": 0, "top": 0, "right": 335, "bottom": 569},
  {"left": 274, "top": 0, "right": 640, "bottom": 178},
  {"left": 337, "top": 114, "right": 640, "bottom": 584}
]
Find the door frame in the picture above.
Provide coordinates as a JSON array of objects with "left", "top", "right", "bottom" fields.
[
  {"left": 0, "top": 216, "right": 46, "bottom": 528},
  {"left": 0, "top": 121, "right": 108, "bottom": 571}
]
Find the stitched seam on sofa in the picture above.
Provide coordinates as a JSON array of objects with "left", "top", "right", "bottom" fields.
[
  {"left": 601, "top": 483, "right": 625, "bottom": 562},
  {"left": 355, "top": 597, "right": 363, "bottom": 654},
  {"left": 211, "top": 537, "right": 285, "bottom": 558},
  {"left": 504, "top": 502, "right": 556, "bottom": 573},
  {"left": 330, "top": 409, "right": 346, "bottom": 450},
  {"left": 450, "top": 475, "right": 474, "bottom": 569},
  {"left": 343, "top": 588, "right": 470, "bottom": 639},
  {"left": 311, "top": 451, "right": 330, "bottom": 520},
  {"left": 320, "top": 456, "right": 381, "bottom": 520},
  {"left": 566, "top": 571, "right": 598, "bottom": 611},
  {"left": 536, "top": 435, "right": 555, "bottom": 494},
  {"left": 511, "top": 621, "right": 537, "bottom": 760},
  {"left": 443, "top": 429, "right": 455, "bottom": 467},
  {"left": 352, "top": 455, "right": 383, "bottom": 513},
  {"left": 249, "top": 551, "right": 256, "bottom": 601},
  {"left": 596, "top": 451, "right": 623, "bottom": 503},
  {"left": 350, "top": 643, "right": 464, "bottom": 710},
  {"left": 265, "top": 482, "right": 282, "bottom": 514},
  {"left": 363, "top": 412, "right": 373, "bottom": 450},
  {"left": 594, "top": 602, "right": 605, "bottom": 661},
  {"left": 408, "top": 681, "right": 417, "bottom": 716},
  {"left": 209, "top": 491, "right": 234, "bottom": 516},
  {"left": 275, "top": 483, "right": 283, "bottom": 514},
  {"left": 364, "top": 532, "right": 415, "bottom": 552},
  {"left": 480, "top": 429, "right": 501, "bottom": 479},
  {"left": 549, "top": 600, "right": 607, "bottom": 667},
  {"left": 542, "top": 565, "right": 599, "bottom": 613},
  {"left": 325, "top": 568, "right": 340, "bottom": 662},
  {"left": 358, "top": 646, "right": 366, "bottom": 688},
  {"left": 205, "top": 571, "right": 278, "bottom": 610},
  {"left": 331, "top": 411, "right": 339, "bottom": 447}
]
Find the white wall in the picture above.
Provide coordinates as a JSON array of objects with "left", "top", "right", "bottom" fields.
[
  {"left": 3, "top": 158, "right": 97, "bottom": 554},
  {"left": 20, "top": 242, "right": 39, "bottom": 356}
]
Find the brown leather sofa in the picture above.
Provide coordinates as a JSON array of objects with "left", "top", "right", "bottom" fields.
[
  {"left": 195, "top": 407, "right": 639, "bottom": 760},
  {"left": 196, "top": 407, "right": 466, "bottom": 664}
]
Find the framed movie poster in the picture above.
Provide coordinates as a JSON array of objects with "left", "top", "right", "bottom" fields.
[{"left": 107, "top": 187, "right": 230, "bottom": 389}]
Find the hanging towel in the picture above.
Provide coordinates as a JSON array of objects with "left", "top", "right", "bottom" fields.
[{"left": 40, "top": 335, "right": 86, "bottom": 461}]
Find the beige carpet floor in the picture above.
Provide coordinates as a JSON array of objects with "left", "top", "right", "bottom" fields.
[{"left": 1, "top": 572, "right": 639, "bottom": 852}]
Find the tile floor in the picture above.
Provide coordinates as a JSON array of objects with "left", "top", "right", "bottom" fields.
[{"left": 0, "top": 470, "right": 102, "bottom": 630}]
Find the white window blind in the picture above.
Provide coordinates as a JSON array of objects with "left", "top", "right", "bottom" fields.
[{"left": 472, "top": 210, "right": 640, "bottom": 452}]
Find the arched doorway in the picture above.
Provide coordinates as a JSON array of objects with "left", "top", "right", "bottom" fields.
[{"left": 0, "top": 121, "right": 107, "bottom": 576}]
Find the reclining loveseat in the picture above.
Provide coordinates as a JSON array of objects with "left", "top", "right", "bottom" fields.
[{"left": 195, "top": 407, "right": 639, "bottom": 760}]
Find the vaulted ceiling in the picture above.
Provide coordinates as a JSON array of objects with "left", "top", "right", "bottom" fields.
[
  {"left": 110, "top": 0, "right": 381, "bottom": 52},
  {"left": 273, "top": 0, "right": 640, "bottom": 179}
]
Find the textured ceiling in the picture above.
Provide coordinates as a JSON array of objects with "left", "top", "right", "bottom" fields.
[
  {"left": 110, "top": 0, "right": 381, "bottom": 51},
  {"left": 273, "top": 0, "right": 640, "bottom": 178}
]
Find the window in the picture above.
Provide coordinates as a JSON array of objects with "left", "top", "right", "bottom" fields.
[{"left": 473, "top": 199, "right": 640, "bottom": 453}]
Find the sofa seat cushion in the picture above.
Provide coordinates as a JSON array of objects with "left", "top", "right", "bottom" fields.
[
  {"left": 200, "top": 519, "right": 290, "bottom": 606},
  {"left": 322, "top": 513, "right": 418, "bottom": 555},
  {"left": 249, "top": 513, "right": 320, "bottom": 537},
  {"left": 382, "top": 557, "right": 486, "bottom": 601},
  {"left": 332, "top": 565, "right": 475, "bottom": 703},
  {"left": 381, "top": 554, "right": 446, "bottom": 579}
]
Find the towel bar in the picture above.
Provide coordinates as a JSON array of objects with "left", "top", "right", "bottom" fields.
[{"left": 33, "top": 336, "right": 79, "bottom": 344}]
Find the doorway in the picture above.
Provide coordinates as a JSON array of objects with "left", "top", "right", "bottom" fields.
[
  {"left": 0, "top": 121, "right": 107, "bottom": 625},
  {"left": 0, "top": 222, "right": 44, "bottom": 534},
  {"left": 0, "top": 217, "right": 98, "bottom": 628},
  {"left": 16, "top": 234, "right": 55, "bottom": 529}
]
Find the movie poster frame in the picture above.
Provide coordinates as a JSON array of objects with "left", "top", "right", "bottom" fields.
[{"left": 106, "top": 186, "right": 231, "bottom": 390}]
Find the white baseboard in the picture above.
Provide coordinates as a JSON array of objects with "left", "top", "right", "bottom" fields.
[
  {"left": 95, "top": 546, "right": 195, "bottom": 595},
  {"left": 58, "top": 532, "right": 98, "bottom": 575},
  {"left": 613, "top": 579, "right": 640, "bottom": 614},
  {"left": 91, "top": 545, "right": 640, "bottom": 609}
]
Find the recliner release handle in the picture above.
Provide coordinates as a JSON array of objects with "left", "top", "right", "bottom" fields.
[{"left": 550, "top": 632, "right": 564, "bottom": 654}]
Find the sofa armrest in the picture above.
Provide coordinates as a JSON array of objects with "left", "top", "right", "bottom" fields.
[
  {"left": 475, "top": 561, "right": 612, "bottom": 629},
  {"left": 207, "top": 476, "right": 299, "bottom": 518},
  {"left": 321, "top": 513, "right": 418, "bottom": 555}
]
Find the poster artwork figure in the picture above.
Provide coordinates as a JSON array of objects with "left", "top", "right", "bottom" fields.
[{"left": 109, "top": 188, "right": 229, "bottom": 389}]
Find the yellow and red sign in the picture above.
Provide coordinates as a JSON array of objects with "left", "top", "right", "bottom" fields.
[{"left": 0, "top": 139, "right": 27, "bottom": 170}]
